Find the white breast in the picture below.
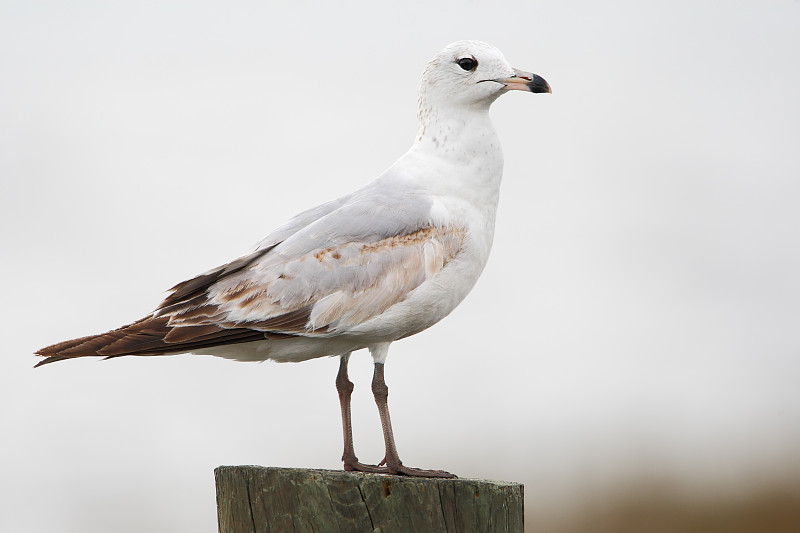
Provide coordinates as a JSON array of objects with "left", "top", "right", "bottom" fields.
[{"left": 343, "top": 116, "right": 505, "bottom": 342}]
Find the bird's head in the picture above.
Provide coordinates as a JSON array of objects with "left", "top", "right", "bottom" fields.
[{"left": 419, "top": 40, "right": 551, "bottom": 113}]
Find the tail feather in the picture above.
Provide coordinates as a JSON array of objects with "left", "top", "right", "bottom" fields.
[{"left": 34, "top": 315, "right": 273, "bottom": 367}]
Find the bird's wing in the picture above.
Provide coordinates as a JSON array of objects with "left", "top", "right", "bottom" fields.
[
  {"left": 35, "top": 176, "right": 465, "bottom": 364},
  {"left": 157, "top": 193, "right": 355, "bottom": 308},
  {"left": 253, "top": 194, "right": 353, "bottom": 251},
  {"left": 163, "top": 223, "right": 467, "bottom": 335},
  {"left": 160, "top": 179, "right": 465, "bottom": 333}
]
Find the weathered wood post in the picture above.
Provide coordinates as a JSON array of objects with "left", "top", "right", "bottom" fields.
[{"left": 215, "top": 466, "right": 524, "bottom": 533}]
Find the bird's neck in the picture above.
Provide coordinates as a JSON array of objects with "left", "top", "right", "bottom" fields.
[
  {"left": 407, "top": 105, "right": 504, "bottom": 220},
  {"left": 413, "top": 105, "right": 502, "bottom": 166}
]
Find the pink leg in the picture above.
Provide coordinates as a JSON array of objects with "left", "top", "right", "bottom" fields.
[
  {"left": 371, "top": 362, "right": 455, "bottom": 478},
  {"left": 336, "top": 354, "right": 389, "bottom": 473}
]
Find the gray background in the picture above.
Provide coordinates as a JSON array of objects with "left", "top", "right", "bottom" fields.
[{"left": 1, "top": 1, "right": 798, "bottom": 531}]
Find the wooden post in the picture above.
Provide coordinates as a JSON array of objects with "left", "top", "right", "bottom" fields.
[{"left": 215, "top": 466, "right": 524, "bottom": 533}]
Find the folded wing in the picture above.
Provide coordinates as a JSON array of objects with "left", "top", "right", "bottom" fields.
[
  {"left": 36, "top": 223, "right": 466, "bottom": 366},
  {"left": 165, "top": 225, "right": 467, "bottom": 334}
]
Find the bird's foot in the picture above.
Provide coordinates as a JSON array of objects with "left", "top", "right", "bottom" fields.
[
  {"left": 389, "top": 464, "right": 456, "bottom": 478},
  {"left": 342, "top": 453, "right": 391, "bottom": 474},
  {"left": 342, "top": 455, "right": 455, "bottom": 478},
  {"left": 377, "top": 456, "right": 456, "bottom": 478}
]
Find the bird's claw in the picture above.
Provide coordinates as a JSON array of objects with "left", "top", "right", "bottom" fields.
[{"left": 343, "top": 455, "right": 455, "bottom": 478}]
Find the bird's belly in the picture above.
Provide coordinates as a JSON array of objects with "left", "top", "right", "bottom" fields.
[{"left": 193, "top": 335, "right": 368, "bottom": 363}]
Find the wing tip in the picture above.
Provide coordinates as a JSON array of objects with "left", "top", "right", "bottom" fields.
[{"left": 33, "top": 354, "right": 73, "bottom": 368}]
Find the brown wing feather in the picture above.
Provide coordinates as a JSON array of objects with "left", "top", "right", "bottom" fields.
[
  {"left": 35, "top": 245, "right": 287, "bottom": 367},
  {"left": 105, "top": 330, "right": 289, "bottom": 358},
  {"left": 158, "top": 246, "right": 275, "bottom": 311},
  {"left": 34, "top": 316, "right": 270, "bottom": 367},
  {"left": 246, "top": 307, "right": 315, "bottom": 333}
]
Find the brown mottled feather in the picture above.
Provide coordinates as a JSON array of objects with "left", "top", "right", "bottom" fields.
[
  {"left": 158, "top": 246, "right": 274, "bottom": 311},
  {"left": 171, "top": 303, "right": 225, "bottom": 322},
  {"left": 247, "top": 307, "right": 314, "bottom": 333},
  {"left": 157, "top": 294, "right": 210, "bottom": 316}
]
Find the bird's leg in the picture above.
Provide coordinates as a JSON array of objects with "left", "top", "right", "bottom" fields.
[
  {"left": 371, "top": 362, "right": 455, "bottom": 478},
  {"left": 336, "top": 353, "right": 389, "bottom": 474}
]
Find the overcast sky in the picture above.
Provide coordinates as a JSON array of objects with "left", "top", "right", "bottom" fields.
[{"left": 2, "top": 1, "right": 799, "bottom": 531}]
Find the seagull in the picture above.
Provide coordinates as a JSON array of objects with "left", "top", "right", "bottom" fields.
[{"left": 36, "top": 40, "right": 551, "bottom": 478}]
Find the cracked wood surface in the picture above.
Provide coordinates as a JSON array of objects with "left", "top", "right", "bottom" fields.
[{"left": 215, "top": 466, "right": 524, "bottom": 533}]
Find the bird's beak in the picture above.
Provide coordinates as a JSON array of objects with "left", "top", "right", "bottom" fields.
[{"left": 497, "top": 68, "right": 552, "bottom": 94}]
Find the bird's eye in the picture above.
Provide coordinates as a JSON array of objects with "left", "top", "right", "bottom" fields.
[{"left": 457, "top": 57, "right": 477, "bottom": 71}]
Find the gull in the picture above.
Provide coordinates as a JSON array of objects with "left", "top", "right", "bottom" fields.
[{"left": 36, "top": 40, "right": 551, "bottom": 478}]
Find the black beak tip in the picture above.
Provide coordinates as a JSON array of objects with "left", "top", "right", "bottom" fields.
[{"left": 528, "top": 74, "right": 552, "bottom": 94}]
